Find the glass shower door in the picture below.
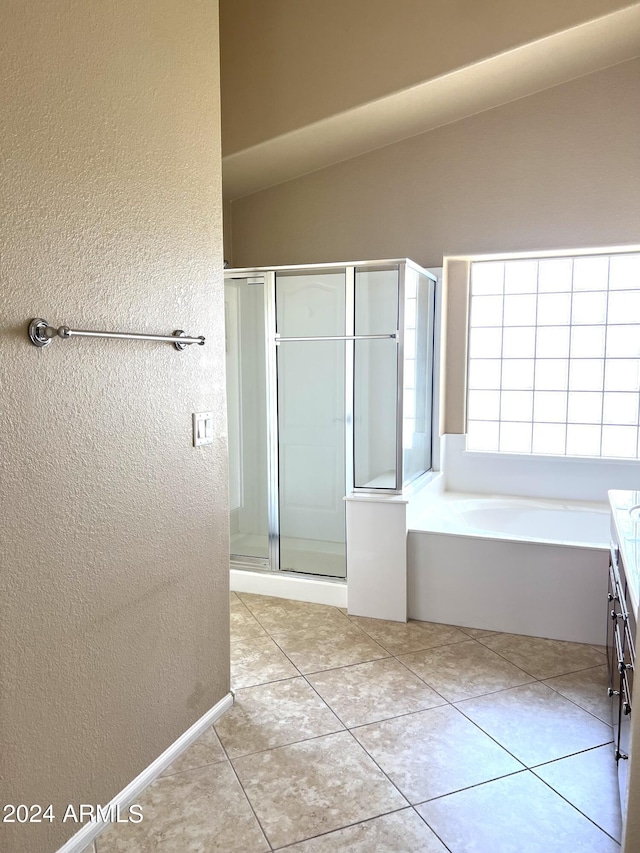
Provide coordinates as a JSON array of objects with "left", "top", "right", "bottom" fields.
[
  {"left": 224, "top": 259, "right": 436, "bottom": 580},
  {"left": 225, "top": 277, "right": 271, "bottom": 566},
  {"left": 354, "top": 267, "right": 399, "bottom": 489},
  {"left": 276, "top": 271, "right": 347, "bottom": 578}
]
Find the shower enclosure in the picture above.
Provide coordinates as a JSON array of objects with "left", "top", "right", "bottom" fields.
[{"left": 224, "top": 259, "right": 436, "bottom": 580}]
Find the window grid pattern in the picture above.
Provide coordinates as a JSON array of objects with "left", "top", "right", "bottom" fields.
[{"left": 467, "top": 253, "right": 640, "bottom": 458}]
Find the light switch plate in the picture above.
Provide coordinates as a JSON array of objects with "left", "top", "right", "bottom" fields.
[{"left": 193, "top": 411, "right": 213, "bottom": 447}]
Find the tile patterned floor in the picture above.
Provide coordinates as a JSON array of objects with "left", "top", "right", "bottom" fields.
[{"left": 95, "top": 592, "right": 622, "bottom": 852}]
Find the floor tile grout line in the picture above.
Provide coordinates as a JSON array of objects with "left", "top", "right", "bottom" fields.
[
  {"left": 402, "top": 675, "right": 538, "bottom": 705},
  {"left": 232, "top": 604, "right": 616, "bottom": 785},
  {"left": 234, "top": 613, "right": 613, "bottom": 740},
  {"left": 527, "top": 738, "right": 615, "bottom": 770},
  {"left": 233, "top": 626, "right": 610, "bottom": 721},
  {"left": 231, "top": 673, "right": 303, "bottom": 695},
  {"left": 253, "top": 613, "right": 357, "bottom": 642},
  {"left": 412, "top": 766, "right": 529, "bottom": 807},
  {"left": 232, "top": 673, "right": 305, "bottom": 691},
  {"left": 345, "top": 702, "right": 456, "bottom": 734},
  {"left": 454, "top": 637, "right": 613, "bottom": 721},
  {"left": 537, "top": 660, "right": 613, "bottom": 680},
  {"left": 320, "top": 607, "right": 480, "bottom": 654},
  {"left": 236, "top": 595, "right": 353, "bottom": 634},
  {"left": 348, "top": 627, "right": 472, "bottom": 657},
  {"left": 342, "top": 726, "right": 413, "bottom": 808},
  {"left": 226, "top": 725, "right": 349, "bottom": 763},
  {"left": 105, "top": 597, "right": 617, "bottom": 851},
  {"left": 254, "top": 608, "right": 382, "bottom": 673},
  {"left": 377, "top": 652, "right": 452, "bottom": 705},
  {"left": 295, "top": 652, "right": 392, "bottom": 675},
  {"left": 299, "top": 668, "right": 451, "bottom": 739},
  {"left": 242, "top": 595, "right": 606, "bottom": 666},
  {"left": 229, "top": 653, "right": 419, "bottom": 851},
  {"left": 216, "top": 721, "right": 275, "bottom": 852},
  {"left": 468, "top": 658, "right": 615, "bottom": 729},
  {"left": 226, "top": 600, "right": 617, "bottom": 849},
  {"left": 390, "top": 636, "right": 550, "bottom": 702},
  {"left": 232, "top": 668, "right": 512, "bottom": 759},
  {"left": 449, "top": 700, "right": 535, "bottom": 768},
  {"left": 349, "top": 706, "right": 527, "bottom": 812},
  {"left": 541, "top": 670, "right": 615, "bottom": 726},
  {"left": 173, "top": 698, "right": 611, "bottom": 778},
  {"left": 541, "top": 690, "right": 614, "bottom": 727},
  {"left": 531, "top": 740, "right": 616, "bottom": 769},
  {"left": 341, "top": 633, "right": 602, "bottom": 686},
  {"left": 232, "top": 605, "right": 285, "bottom": 638},
  {"left": 392, "top": 646, "right": 538, "bottom": 705},
  {"left": 231, "top": 623, "right": 307, "bottom": 683},
  {"left": 266, "top": 806, "right": 413, "bottom": 851},
  {"left": 411, "top": 763, "right": 621, "bottom": 845},
  {"left": 452, "top": 698, "right": 611, "bottom": 772},
  {"left": 230, "top": 663, "right": 614, "bottom": 810},
  {"left": 458, "top": 628, "right": 502, "bottom": 640},
  {"left": 531, "top": 767, "right": 622, "bottom": 844},
  {"left": 267, "top": 619, "right": 392, "bottom": 659},
  {"left": 267, "top": 627, "right": 393, "bottom": 675},
  {"left": 259, "top": 606, "right": 608, "bottom": 686},
  {"left": 410, "top": 805, "right": 456, "bottom": 853},
  {"left": 301, "top": 671, "right": 362, "bottom": 732},
  {"left": 222, "top": 674, "right": 354, "bottom": 760},
  {"left": 474, "top": 634, "right": 608, "bottom": 680},
  {"left": 159, "top": 755, "right": 230, "bottom": 780}
]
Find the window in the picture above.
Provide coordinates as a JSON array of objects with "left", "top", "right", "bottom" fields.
[{"left": 467, "top": 253, "right": 640, "bottom": 458}]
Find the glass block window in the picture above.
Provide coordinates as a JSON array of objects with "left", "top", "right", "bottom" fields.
[{"left": 467, "top": 253, "right": 640, "bottom": 457}]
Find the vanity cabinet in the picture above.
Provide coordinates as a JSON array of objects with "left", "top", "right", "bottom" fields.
[
  {"left": 607, "top": 543, "right": 636, "bottom": 806},
  {"left": 608, "top": 489, "right": 640, "bottom": 852}
]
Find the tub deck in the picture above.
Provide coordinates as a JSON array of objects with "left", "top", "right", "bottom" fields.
[{"left": 407, "top": 491, "right": 610, "bottom": 645}]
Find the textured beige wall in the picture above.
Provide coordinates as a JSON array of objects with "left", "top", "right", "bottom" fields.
[
  {"left": 0, "top": 3, "right": 228, "bottom": 852},
  {"left": 230, "top": 60, "right": 640, "bottom": 267},
  {"left": 229, "top": 59, "right": 640, "bottom": 434},
  {"left": 220, "top": 0, "right": 636, "bottom": 154},
  {"left": 224, "top": 197, "right": 234, "bottom": 265}
]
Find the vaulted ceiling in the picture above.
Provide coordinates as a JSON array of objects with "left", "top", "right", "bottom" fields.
[{"left": 220, "top": 1, "right": 640, "bottom": 199}]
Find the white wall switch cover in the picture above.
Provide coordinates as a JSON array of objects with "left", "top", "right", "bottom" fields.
[{"left": 193, "top": 412, "right": 213, "bottom": 447}]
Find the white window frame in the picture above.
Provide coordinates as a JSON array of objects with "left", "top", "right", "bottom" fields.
[{"left": 466, "top": 248, "right": 640, "bottom": 460}]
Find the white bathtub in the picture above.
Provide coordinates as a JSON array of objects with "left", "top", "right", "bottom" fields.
[
  {"left": 407, "top": 492, "right": 610, "bottom": 644},
  {"left": 409, "top": 493, "right": 610, "bottom": 547}
]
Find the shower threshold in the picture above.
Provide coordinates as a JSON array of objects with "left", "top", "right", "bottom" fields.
[{"left": 230, "top": 533, "right": 346, "bottom": 579}]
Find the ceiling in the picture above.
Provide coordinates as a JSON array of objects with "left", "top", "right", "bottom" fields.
[{"left": 223, "top": 5, "right": 640, "bottom": 200}]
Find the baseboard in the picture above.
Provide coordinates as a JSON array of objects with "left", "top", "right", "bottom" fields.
[
  {"left": 231, "top": 567, "right": 347, "bottom": 607},
  {"left": 55, "top": 691, "right": 234, "bottom": 853}
]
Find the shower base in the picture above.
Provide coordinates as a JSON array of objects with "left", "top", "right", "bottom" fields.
[{"left": 230, "top": 533, "right": 346, "bottom": 579}]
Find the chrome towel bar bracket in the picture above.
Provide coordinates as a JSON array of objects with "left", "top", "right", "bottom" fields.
[{"left": 28, "top": 319, "right": 205, "bottom": 351}]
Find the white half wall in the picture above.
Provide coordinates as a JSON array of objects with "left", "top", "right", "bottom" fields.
[{"left": 345, "top": 495, "right": 408, "bottom": 622}]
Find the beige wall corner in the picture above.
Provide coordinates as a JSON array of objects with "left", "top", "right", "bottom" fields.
[
  {"left": 443, "top": 260, "right": 471, "bottom": 435},
  {"left": 0, "top": 3, "right": 228, "bottom": 852}
]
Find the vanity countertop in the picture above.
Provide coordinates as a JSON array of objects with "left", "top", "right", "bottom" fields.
[{"left": 609, "top": 489, "right": 640, "bottom": 619}]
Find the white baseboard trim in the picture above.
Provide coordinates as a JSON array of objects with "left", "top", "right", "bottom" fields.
[
  {"left": 55, "top": 691, "right": 234, "bottom": 853},
  {"left": 231, "top": 567, "right": 347, "bottom": 608}
]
